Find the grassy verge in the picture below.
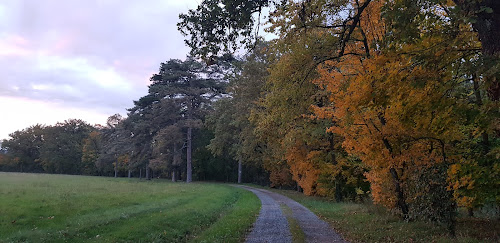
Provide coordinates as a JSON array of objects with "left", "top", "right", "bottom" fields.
[
  {"left": 261, "top": 187, "right": 499, "bottom": 243},
  {"left": 0, "top": 172, "right": 260, "bottom": 242}
]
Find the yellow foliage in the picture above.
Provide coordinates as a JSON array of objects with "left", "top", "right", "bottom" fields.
[{"left": 310, "top": 0, "right": 485, "bottom": 209}]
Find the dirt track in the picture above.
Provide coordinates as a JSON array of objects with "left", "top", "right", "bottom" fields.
[{"left": 237, "top": 185, "right": 347, "bottom": 243}]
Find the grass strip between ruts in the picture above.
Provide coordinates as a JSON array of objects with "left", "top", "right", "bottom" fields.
[{"left": 281, "top": 204, "right": 306, "bottom": 243}]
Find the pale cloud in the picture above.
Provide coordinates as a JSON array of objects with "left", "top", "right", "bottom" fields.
[
  {"left": 0, "top": 0, "right": 200, "bottom": 140},
  {"left": 0, "top": 96, "right": 110, "bottom": 139}
]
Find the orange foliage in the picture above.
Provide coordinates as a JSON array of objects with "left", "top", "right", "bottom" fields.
[
  {"left": 286, "top": 142, "right": 322, "bottom": 195},
  {"left": 315, "top": 50, "right": 461, "bottom": 207},
  {"left": 311, "top": 1, "right": 473, "bottom": 208}
]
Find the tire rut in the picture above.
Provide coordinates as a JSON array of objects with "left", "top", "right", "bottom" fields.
[{"left": 241, "top": 186, "right": 292, "bottom": 243}]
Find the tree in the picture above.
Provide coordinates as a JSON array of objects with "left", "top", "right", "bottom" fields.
[
  {"left": 149, "top": 57, "right": 226, "bottom": 182},
  {"left": 0, "top": 152, "right": 17, "bottom": 172},
  {"left": 106, "top": 97, "right": 182, "bottom": 179},
  {"left": 1, "top": 125, "right": 45, "bottom": 173},
  {"left": 39, "top": 119, "right": 93, "bottom": 174},
  {"left": 179, "top": 2, "right": 500, "bottom": 232},
  {"left": 451, "top": 0, "right": 500, "bottom": 59},
  {"left": 384, "top": 0, "right": 499, "bottom": 220},
  {"left": 151, "top": 124, "right": 185, "bottom": 182},
  {"left": 81, "top": 131, "right": 101, "bottom": 175},
  {"left": 178, "top": 0, "right": 270, "bottom": 60},
  {"left": 97, "top": 114, "right": 129, "bottom": 177}
]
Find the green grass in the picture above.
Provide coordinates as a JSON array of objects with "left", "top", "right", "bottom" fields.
[
  {"left": 0, "top": 172, "right": 260, "bottom": 242},
  {"left": 191, "top": 188, "right": 259, "bottom": 243},
  {"left": 281, "top": 205, "right": 305, "bottom": 243},
  {"left": 273, "top": 189, "right": 499, "bottom": 243}
]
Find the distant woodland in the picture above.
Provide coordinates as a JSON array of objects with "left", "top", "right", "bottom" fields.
[{"left": 1, "top": 0, "right": 499, "bottom": 234}]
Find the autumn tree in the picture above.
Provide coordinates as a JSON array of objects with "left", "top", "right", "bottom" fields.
[
  {"left": 292, "top": 2, "right": 500, "bottom": 236},
  {"left": 181, "top": 0, "right": 372, "bottom": 195},
  {"left": 381, "top": 0, "right": 500, "bottom": 216}
]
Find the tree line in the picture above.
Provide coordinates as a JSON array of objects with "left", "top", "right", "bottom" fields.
[
  {"left": 178, "top": 0, "right": 500, "bottom": 234},
  {"left": 0, "top": 57, "right": 265, "bottom": 183}
]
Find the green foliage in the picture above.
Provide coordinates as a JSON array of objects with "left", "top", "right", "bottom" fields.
[
  {"left": 1, "top": 124, "right": 45, "bottom": 172},
  {"left": 192, "top": 128, "right": 237, "bottom": 182},
  {"left": 178, "top": 0, "right": 270, "bottom": 60},
  {"left": 81, "top": 131, "right": 101, "bottom": 175},
  {"left": 39, "top": 119, "right": 93, "bottom": 174},
  {"left": 406, "top": 164, "right": 456, "bottom": 227},
  {"left": 147, "top": 57, "right": 228, "bottom": 182},
  {"left": 1, "top": 120, "right": 94, "bottom": 175},
  {"left": 206, "top": 44, "right": 269, "bottom": 183}
]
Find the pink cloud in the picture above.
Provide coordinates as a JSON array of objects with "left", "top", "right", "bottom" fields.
[
  {"left": 0, "top": 34, "right": 32, "bottom": 57},
  {"left": 50, "top": 35, "right": 75, "bottom": 54}
]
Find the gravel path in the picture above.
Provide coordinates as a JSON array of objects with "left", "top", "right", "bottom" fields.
[
  {"left": 241, "top": 186, "right": 292, "bottom": 243},
  {"left": 236, "top": 185, "right": 348, "bottom": 243}
]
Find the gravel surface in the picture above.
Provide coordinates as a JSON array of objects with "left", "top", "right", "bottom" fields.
[
  {"left": 240, "top": 186, "right": 292, "bottom": 243},
  {"left": 237, "top": 185, "right": 348, "bottom": 243}
]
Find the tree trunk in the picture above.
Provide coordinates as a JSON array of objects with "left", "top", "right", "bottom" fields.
[
  {"left": 128, "top": 169, "right": 131, "bottom": 178},
  {"left": 146, "top": 166, "right": 151, "bottom": 180},
  {"left": 237, "top": 158, "right": 242, "bottom": 184},
  {"left": 335, "top": 177, "right": 343, "bottom": 202},
  {"left": 173, "top": 143, "right": 179, "bottom": 182},
  {"left": 468, "top": 207, "right": 474, "bottom": 217},
  {"left": 379, "top": 116, "right": 410, "bottom": 218},
  {"left": 451, "top": 0, "right": 500, "bottom": 56},
  {"left": 473, "top": 74, "right": 491, "bottom": 151},
  {"left": 186, "top": 127, "right": 193, "bottom": 183},
  {"left": 139, "top": 168, "right": 142, "bottom": 179},
  {"left": 114, "top": 165, "right": 117, "bottom": 178},
  {"left": 453, "top": 0, "right": 500, "bottom": 101},
  {"left": 390, "top": 167, "right": 409, "bottom": 218},
  {"left": 186, "top": 78, "right": 194, "bottom": 183}
]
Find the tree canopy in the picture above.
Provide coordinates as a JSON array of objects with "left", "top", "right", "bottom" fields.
[{"left": 178, "top": 0, "right": 500, "bottom": 234}]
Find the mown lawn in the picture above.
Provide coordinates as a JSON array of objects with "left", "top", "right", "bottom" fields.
[
  {"left": 0, "top": 172, "right": 260, "bottom": 242},
  {"left": 275, "top": 189, "right": 499, "bottom": 243}
]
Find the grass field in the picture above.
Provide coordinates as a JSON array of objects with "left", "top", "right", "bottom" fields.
[
  {"left": 0, "top": 172, "right": 260, "bottom": 242},
  {"left": 275, "top": 189, "right": 499, "bottom": 243}
]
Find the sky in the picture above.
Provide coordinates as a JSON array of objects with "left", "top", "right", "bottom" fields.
[{"left": 0, "top": 0, "right": 200, "bottom": 140}]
